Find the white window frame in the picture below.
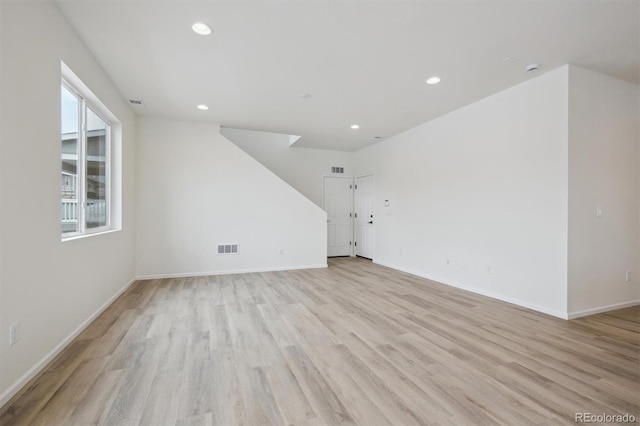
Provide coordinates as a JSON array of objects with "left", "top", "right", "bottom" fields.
[{"left": 61, "top": 63, "right": 119, "bottom": 240}]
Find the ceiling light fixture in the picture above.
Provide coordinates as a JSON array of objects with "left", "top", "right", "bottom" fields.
[
  {"left": 525, "top": 64, "right": 540, "bottom": 73},
  {"left": 426, "top": 76, "right": 441, "bottom": 85},
  {"left": 192, "top": 22, "right": 212, "bottom": 35},
  {"left": 350, "top": 124, "right": 360, "bottom": 129},
  {"left": 197, "top": 104, "right": 209, "bottom": 110}
]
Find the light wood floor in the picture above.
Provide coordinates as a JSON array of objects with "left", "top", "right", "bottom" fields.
[{"left": 1, "top": 257, "right": 639, "bottom": 426}]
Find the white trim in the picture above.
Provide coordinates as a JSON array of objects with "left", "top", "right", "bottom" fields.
[
  {"left": 136, "top": 263, "right": 328, "bottom": 281},
  {"left": 61, "top": 228, "right": 120, "bottom": 242},
  {"left": 61, "top": 62, "right": 117, "bottom": 240},
  {"left": 567, "top": 300, "right": 640, "bottom": 319},
  {"left": 373, "top": 260, "right": 569, "bottom": 319},
  {"left": 61, "top": 62, "right": 118, "bottom": 123},
  {"left": 0, "top": 277, "right": 137, "bottom": 410}
]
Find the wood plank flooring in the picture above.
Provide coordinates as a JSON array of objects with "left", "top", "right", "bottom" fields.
[{"left": 1, "top": 257, "right": 639, "bottom": 425}]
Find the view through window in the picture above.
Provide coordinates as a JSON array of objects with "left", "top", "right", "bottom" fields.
[{"left": 61, "top": 82, "right": 111, "bottom": 237}]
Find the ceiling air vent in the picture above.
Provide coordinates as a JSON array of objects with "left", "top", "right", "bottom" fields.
[
  {"left": 217, "top": 244, "right": 239, "bottom": 255},
  {"left": 128, "top": 99, "right": 145, "bottom": 106},
  {"left": 331, "top": 166, "right": 344, "bottom": 174}
]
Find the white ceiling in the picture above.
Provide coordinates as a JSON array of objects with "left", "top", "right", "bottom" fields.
[{"left": 55, "top": 0, "right": 639, "bottom": 151}]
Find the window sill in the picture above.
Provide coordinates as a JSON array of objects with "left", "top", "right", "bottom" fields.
[{"left": 61, "top": 228, "right": 120, "bottom": 242}]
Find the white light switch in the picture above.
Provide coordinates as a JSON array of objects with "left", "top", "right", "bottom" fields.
[{"left": 596, "top": 205, "right": 603, "bottom": 218}]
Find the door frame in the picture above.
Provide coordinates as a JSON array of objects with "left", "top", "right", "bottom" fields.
[
  {"left": 354, "top": 173, "right": 375, "bottom": 259},
  {"left": 322, "top": 175, "right": 354, "bottom": 257}
]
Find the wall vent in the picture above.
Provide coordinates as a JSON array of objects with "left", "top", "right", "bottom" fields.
[
  {"left": 128, "top": 99, "right": 145, "bottom": 106},
  {"left": 217, "top": 244, "right": 239, "bottom": 255},
  {"left": 331, "top": 166, "right": 344, "bottom": 174}
]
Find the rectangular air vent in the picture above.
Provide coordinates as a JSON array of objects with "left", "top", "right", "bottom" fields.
[
  {"left": 128, "top": 99, "right": 145, "bottom": 106},
  {"left": 217, "top": 244, "right": 239, "bottom": 255},
  {"left": 331, "top": 166, "right": 344, "bottom": 174}
]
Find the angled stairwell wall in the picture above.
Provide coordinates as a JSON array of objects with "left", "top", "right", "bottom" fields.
[
  {"left": 221, "top": 127, "right": 355, "bottom": 207},
  {"left": 135, "top": 117, "right": 327, "bottom": 278}
]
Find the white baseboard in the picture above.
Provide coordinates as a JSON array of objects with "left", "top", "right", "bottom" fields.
[
  {"left": 0, "top": 277, "right": 137, "bottom": 410},
  {"left": 373, "top": 260, "right": 569, "bottom": 319},
  {"left": 567, "top": 300, "right": 640, "bottom": 319},
  {"left": 135, "top": 263, "right": 328, "bottom": 281}
]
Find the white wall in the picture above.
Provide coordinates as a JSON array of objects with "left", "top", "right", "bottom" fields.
[
  {"left": 135, "top": 117, "right": 327, "bottom": 278},
  {"left": 221, "top": 127, "right": 355, "bottom": 207},
  {"left": 355, "top": 67, "right": 570, "bottom": 317},
  {"left": 0, "top": 2, "right": 136, "bottom": 405},
  {"left": 567, "top": 66, "right": 640, "bottom": 317}
]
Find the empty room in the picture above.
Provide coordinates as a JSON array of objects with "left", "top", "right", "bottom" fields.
[{"left": 1, "top": 0, "right": 639, "bottom": 425}]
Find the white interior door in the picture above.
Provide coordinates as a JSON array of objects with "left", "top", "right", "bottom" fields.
[
  {"left": 323, "top": 176, "right": 353, "bottom": 257},
  {"left": 355, "top": 175, "right": 374, "bottom": 259}
]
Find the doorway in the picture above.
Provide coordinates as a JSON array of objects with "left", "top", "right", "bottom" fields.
[
  {"left": 323, "top": 176, "right": 353, "bottom": 257},
  {"left": 355, "top": 174, "right": 374, "bottom": 259}
]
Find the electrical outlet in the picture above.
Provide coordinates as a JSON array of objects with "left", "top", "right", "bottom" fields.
[
  {"left": 486, "top": 265, "right": 492, "bottom": 274},
  {"left": 9, "top": 323, "right": 19, "bottom": 346},
  {"left": 446, "top": 258, "right": 450, "bottom": 265},
  {"left": 626, "top": 271, "right": 631, "bottom": 282},
  {"left": 279, "top": 248, "right": 284, "bottom": 256}
]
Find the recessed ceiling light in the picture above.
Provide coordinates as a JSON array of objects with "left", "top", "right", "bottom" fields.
[
  {"left": 197, "top": 104, "right": 209, "bottom": 110},
  {"left": 426, "top": 76, "right": 441, "bottom": 85},
  {"left": 192, "top": 22, "right": 212, "bottom": 35},
  {"left": 300, "top": 93, "right": 312, "bottom": 99},
  {"left": 350, "top": 124, "right": 360, "bottom": 129}
]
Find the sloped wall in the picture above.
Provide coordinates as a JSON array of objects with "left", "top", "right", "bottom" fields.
[
  {"left": 135, "top": 117, "right": 327, "bottom": 278},
  {"left": 221, "top": 127, "right": 355, "bottom": 207}
]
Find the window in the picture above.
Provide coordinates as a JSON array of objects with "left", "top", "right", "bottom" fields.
[{"left": 61, "top": 69, "right": 116, "bottom": 238}]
